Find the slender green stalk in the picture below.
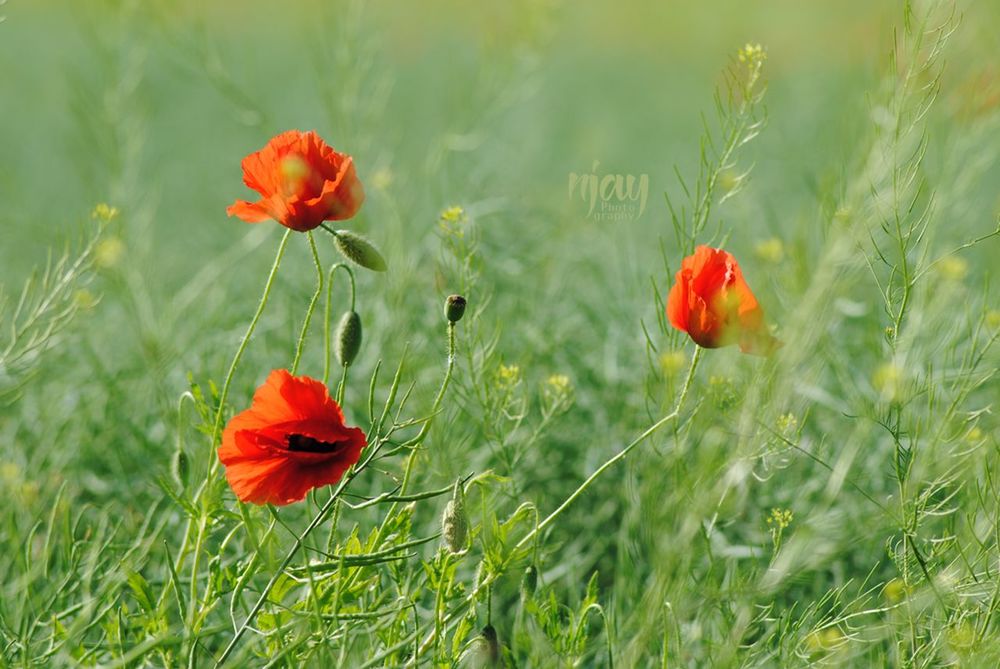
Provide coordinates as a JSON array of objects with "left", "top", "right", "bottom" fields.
[
  {"left": 412, "top": 346, "right": 703, "bottom": 657},
  {"left": 215, "top": 426, "right": 395, "bottom": 666},
  {"left": 401, "top": 322, "right": 457, "bottom": 489},
  {"left": 216, "top": 479, "right": 346, "bottom": 666},
  {"left": 162, "top": 230, "right": 289, "bottom": 615},
  {"left": 515, "top": 346, "right": 702, "bottom": 549},
  {"left": 209, "top": 229, "right": 291, "bottom": 462},
  {"left": 290, "top": 232, "right": 324, "bottom": 375},
  {"left": 374, "top": 322, "right": 457, "bottom": 544}
]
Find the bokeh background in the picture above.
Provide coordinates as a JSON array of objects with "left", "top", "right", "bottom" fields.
[{"left": 2, "top": 0, "right": 1000, "bottom": 665}]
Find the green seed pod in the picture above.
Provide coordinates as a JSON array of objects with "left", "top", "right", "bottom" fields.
[
  {"left": 441, "top": 479, "right": 468, "bottom": 554},
  {"left": 520, "top": 565, "right": 538, "bottom": 601},
  {"left": 460, "top": 623, "right": 502, "bottom": 668},
  {"left": 333, "top": 230, "right": 387, "bottom": 272},
  {"left": 170, "top": 448, "right": 189, "bottom": 489},
  {"left": 481, "top": 625, "right": 502, "bottom": 667},
  {"left": 336, "top": 311, "right": 363, "bottom": 367},
  {"left": 445, "top": 294, "right": 467, "bottom": 323}
]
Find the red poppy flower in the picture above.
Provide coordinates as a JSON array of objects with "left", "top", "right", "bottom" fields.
[
  {"left": 219, "top": 369, "right": 367, "bottom": 505},
  {"left": 667, "top": 245, "right": 779, "bottom": 355},
  {"left": 226, "top": 130, "right": 365, "bottom": 232}
]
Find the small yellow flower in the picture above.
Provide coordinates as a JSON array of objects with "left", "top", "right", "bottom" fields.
[
  {"left": 883, "top": 577, "right": 907, "bottom": 602},
  {"left": 370, "top": 167, "right": 393, "bottom": 191},
  {"left": 73, "top": 289, "right": 97, "bottom": 310},
  {"left": 805, "top": 627, "right": 844, "bottom": 652},
  {"left": 1, "top": 463, "right": 21, "bottom": 484},
  {"left": 91, "top": 203, "right": 119, "bottom": 222},
  {"left": 776, "top": 413, "right": 798, "bottom": 434},
  {"left": 985, "top": 309, "right": 1000, "bottom": 329},
  {"left": 497, "top": 363, "right": 521, "bottom": 387},
  {"left": 546, "top": 374, "right": 571, "bottom": 395},
  {"left": 965, "top": 426, "right": 984, "bottom": 444},
  {"left": 439, "top": 205, "right": 468, "bottom": 239},
  {"left": 754, "top": 238, "right": 785, "bottom": 264},
  {"left": 737, "top": 43, "right": 766, "bottom": 66},
  {"left": 94, "top": 237, "right": 125, "bottom": 269},
  {"left": 873, "top": 363, "right": 903, "bottom": 402},
  {"left": 947, "top": 621, "right": 975, "bottom": 652},
  {"left": 659, "top": 351, "right": 686, "bottom": 375},
  {"left": 718, "top": 169, "right": 740, "bottom": 193},
  {"left": 439, "top": 206, "right": 467, "bottom": 224},
  {"left": 936, "top": 255, "right": 968, "bottom": 282},
  {"left": 766, "top": 507, "right": 793, "bottom": 530},
  {"left": 21, "top": 481, "right": 39, "bottom": 505}
]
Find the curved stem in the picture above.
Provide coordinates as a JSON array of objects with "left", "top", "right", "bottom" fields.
[
  {"left": 410, "top": 346, "right": 703, "bottom": 659},
  {"left": 209, "top": 229, "right": 291, "bottom": 472},
  {"left": 216, "top": 431, "right": 392, "bottom": 667},
  {"left": 336, "top": 365, "right": 349, "bottom": 406},
  {"left": 400, "top": 322, "right": 457, "bottom": 494},
  {"left": 290, "top": 232, "right": 324, "bottom": 375},
  {"left": 516, "top": 346, "right": 702, "bottom": 550},
  {"left": 373, "top": 322, "right": 458, "bottom": 543}
]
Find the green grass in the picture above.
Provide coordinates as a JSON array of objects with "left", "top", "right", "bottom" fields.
[{"left": 2, "top": 0, "right": 1000, "bottom": 666}]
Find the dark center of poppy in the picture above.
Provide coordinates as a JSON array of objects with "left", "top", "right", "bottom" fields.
[{"left": 286, "top": 433, "right": 341, "bottom": 454}]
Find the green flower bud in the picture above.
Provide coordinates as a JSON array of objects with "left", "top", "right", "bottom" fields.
[
  {"left": 479, "top": 625, "right": 501, "bottom": 667},
  {"left": 170, "top": 448, "right": 189, "bottom": 489},
  {"left": 336, "top": 311, "right": 363, "bottom": 367},
  {"left": 520, "top": 565, "right": 538, "bottom": 601},
  {"left": 445, "top": 294, "right": 467, "bottom": 323},
  {"left": 441, "top": 479, "right": 468, "bottom": 554},
  {"left": 461, "top": 624, "right": 502, "bottom": 668},
  {"left": 332, "top": 230, "right": 387, "bottom": 272}
]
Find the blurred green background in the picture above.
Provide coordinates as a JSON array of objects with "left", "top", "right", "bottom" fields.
[{"left": 2, "top": 0, "right": 1000, "bottom": 663}]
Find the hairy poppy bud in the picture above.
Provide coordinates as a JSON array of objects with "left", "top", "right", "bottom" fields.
[
  {"left": 333, "top": 230, "right": 387, "bottom": 272},
  {"left": 441, "top": 479, "right": 468, "bottom": 553},
  {"left": 460, "top": 624, "right": 502, "bottom": 668},
  {"left": 171, "top": 448, "right": 189, "bottom": 489},
  {"left": 336, "top": 311, "right": 363, "bottom": 367},
  {"left": 479, "top": 625, "right": 502, "bottom": 667},
  {"left": 520, "top": 565, "right": 538, "bottom": 601},
  {"left": 445, "top": 294, "right": 467, "bottom": 323}
]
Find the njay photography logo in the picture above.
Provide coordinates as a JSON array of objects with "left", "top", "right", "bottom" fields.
[{"left": 568, "top": 161, "right": 649, "bottom": 222}]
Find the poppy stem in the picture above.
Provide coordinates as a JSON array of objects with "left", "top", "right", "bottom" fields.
[
  {"left": 514, "top": 345, "right": 703, "bottom": 551},
  {"left": 217, "top": 430, "right": 391, "bottom": 666},
  {"left": 371, "top": 321, "right": 458, "bottom": 544},
  {"left": 399, "top": 321, "right": 458, "bottom": 493},
  {"left": 405, "top": 347, "right": 704, "bottom": 660},
  {"left": 209, "top": 228, "right": 291, "bottom": 468},
  {"left": 291, "top": 232, "right": 324, "bottom": 375}
]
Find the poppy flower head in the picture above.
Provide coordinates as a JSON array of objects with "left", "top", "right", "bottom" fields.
[
  {"left": 226, "top": 130, "right": 365, "bottom": 232},
  {"left": 219, "top": 369, "right": 367, "bottom": 505},
  {"left": 667, "top": 245, "right": 779, "bottom": 355}
]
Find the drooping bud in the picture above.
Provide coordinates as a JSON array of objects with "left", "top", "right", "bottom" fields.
[
  {"left": 333, "top": 230, "right": 387, "bottom": 272},
  {"left": 520, "top": 565, "right": 538, "bottom": 601},
  {"left": 441, "top": 479, "right": 468, "bottom": 553},
  {"left": 336, "top": 311, "right": 363, "bottom": 367},
  {"left": 445, "top": 294, "right": 467, "bottom": 323},
  {"left": 170, "top": 448, "right": 189, "bottom": 489},
  {"left": 480, "top": 625, "right": 502, "bottom": 667},
  {"left": 460, "top": 624, "right": 502, "bottom": 668}
]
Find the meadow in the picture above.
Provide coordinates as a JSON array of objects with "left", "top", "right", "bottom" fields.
[{"left": 2, "top": 0, "right": 1000, "bottom": 666}]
